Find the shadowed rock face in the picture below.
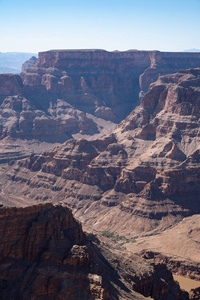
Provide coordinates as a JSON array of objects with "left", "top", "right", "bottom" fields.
[
  {"left": 0, "top": 204, "right": 188, "bottom": 300},
  {"left": 0, "top": 74, "right": 23, "bottom": 100},
  {"left": 21, "top": 50, "right": 200, "bottom": 121},
  {"left": 1, "top": 68, "right": 200, "bottom": 238},
  {"left": 1, "top": 50, "right": 200, "bottom": 148},
  {"left": 0, "top": 95, "right": 98, "bottom": 141}
]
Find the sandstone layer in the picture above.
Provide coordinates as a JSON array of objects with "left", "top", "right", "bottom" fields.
[
  {"left": 1, "top": 50, "right": 200, "bottom": 160},
  {"left": 0, "top": 73, "right": 116, "bottom": 163},
  {"left": 1, "top": 58, "right": 200, "bottom": 296},
  {"left": 21, "top": 50, "right": 200, "bottom": 122},
  {"left": 1, "top": 68, "right": 200, "bottom": 235},
  {"left": 0, "top": 203, "right": 189, "bottom": 300}
]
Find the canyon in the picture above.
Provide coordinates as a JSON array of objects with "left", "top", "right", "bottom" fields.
[
  {"left": 0, "top": 203, "right": 189, "bottom": 300},
  {"left": 1, "top": 50, "right": 200, "bottom": 146},
  {"left": 2, "top": 67, "right": 200, "bottom": 234},
  {"left": 0, "top": 49, "right": 200, "bottom": 298}
]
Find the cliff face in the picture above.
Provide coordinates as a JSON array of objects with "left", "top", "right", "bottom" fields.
[
  {"left": 21, "top": 50, "right": 152, "bottom": 122},
  {"left": 0, "top": 50, "right": 200, "bottom": 147},
  {"left": 0, "top": 204, "right": 187, "bottom": 300},
  {"left": 139, "top": 51, "right": 200, "bottom": 92},
  {"left": 2, "top": 68, "right": 200, "bottom": 238},
  {"left": 0, "top": 74, "right": 23, "bottom": 99},
  {"left": 21, "top": 56, "right": 38, "bottom": 72},
  {"left": 21, "top": 50, "right": 200, "bottom": 121}
]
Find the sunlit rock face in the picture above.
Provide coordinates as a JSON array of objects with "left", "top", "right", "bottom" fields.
[
  {"left": 1, "top": 68, "right": 200, "bottom": 239},
  {"left": 1, "top": 50, "right": 200, "bottom": 145},
  {"left": 21, "top": 49, "right": 200, "bottom": 121}
]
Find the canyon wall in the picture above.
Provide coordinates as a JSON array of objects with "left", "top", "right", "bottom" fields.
[
  {"left": 0, "top": 50, "right": 200, "bottom": 145},
  {"left": 2, "top": 68, "right": 200, "bottom": 237},
  {"left": 21, "top": 50, "right": 200, "bottom": 121},
  {"left": 0, "top": 204, "right": 187, "bottom": 300}
]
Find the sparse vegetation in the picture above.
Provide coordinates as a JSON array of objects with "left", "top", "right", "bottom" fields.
[{"left": 101, "top": 230, "right": 136, "bottom": 245}]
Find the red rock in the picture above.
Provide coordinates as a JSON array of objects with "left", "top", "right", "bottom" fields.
[
  {"left": 2, "top": 68, "right": 200, "bottom": 239},
  {"left": 0, "top": 74, "right": 23, "bottom": 98},
  {"left": 21, "top": 50, "right": 200, "bottom": 122},
  {"left": 0, "top": 204, "right": 187, "bottom": 300}
]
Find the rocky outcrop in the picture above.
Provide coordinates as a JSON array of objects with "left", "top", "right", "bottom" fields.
[
  {"left": 21, "top": 56, "right": 37, "bottom": 72},
  {"left": 139, "top": 251, "right": 200, "bottom": 281},
  {"left": 0, "top": 203, "right": 187, "bottom": 300},
  {"left": 139, "top": 51, "right": 200, "bottom": 93},
  {"left": 0, "top": 73, "right": 115, "bottom": 149},
  {"left": 2, "top": 68, "right": 200, "bottom": 238},
  {"left": 1, "top": 50, "right": 200, "bottom": 149},
  {"left": 21, "top": 50, "right": 200, "bottom": 122},
  {"left": 0, "top": 95, "right": 98, "bottom": 141},
  {"left": 0, "top": 74, "right": 23, "bottom": 100}
]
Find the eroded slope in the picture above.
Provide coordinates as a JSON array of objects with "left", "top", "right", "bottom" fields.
[
  {"left": 0, "top": 203, "right": 188, "bottom": 300},
  {"left": 1, "top": 68, "right": 200, "bottom": 236}
]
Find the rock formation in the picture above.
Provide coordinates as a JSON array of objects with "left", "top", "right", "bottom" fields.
[
  {"left": 0, "top": 52, "right": 200, "bottom": 298},
  {"left": 21, "top": 56, "right": 37, "bottom": 72},
  {"left": 1, "top": 50, "right": 200, "bottom": 157},
  {"left": 0, "top": 74, "right": 23, "bottom": 100},
  {"left": 21, "top": 50, "right": 200, "bottom": 122},
  {"left": 0, "top": 95, "right": 98, "bottom": 140},
  {"left": 2, "top": 68, "right": 200, "bottom": 237},
  {"left": 0, "top": 72, "right": 115, "bottom": 162},
  {"left": 0, "top": 203, "right": 188, "bottom": 300},
  {"left": 189, "top": 287, "right": 200, "bottom": 300}
]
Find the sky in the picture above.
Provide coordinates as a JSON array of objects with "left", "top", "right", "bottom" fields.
[{"left": 1, "top": 0, "right": 200, "bottom": 54}]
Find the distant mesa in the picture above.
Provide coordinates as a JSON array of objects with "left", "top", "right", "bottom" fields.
[
  {"left": 0, "top": 52, "right": 38, "bottom": 74},
  {"left": 184, "top": 48, "right": 200, "bottom": 52},
  {"left": 21, "top": 56, "right": 38, "bottom": 72},
  {"left": 1, "top": 49, "right": 200, "bottom": 152}
]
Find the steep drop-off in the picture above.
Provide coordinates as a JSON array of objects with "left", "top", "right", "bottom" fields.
[
  {"left": 21, "top": 50, "right": 200, "bottom": 121},
  {"left": 2, "top": 68, "right": 200, "bottom": 236},
  {"left": 0, "top": 203, "right": 188, "bottom": 300},
  {"left": 1, "top": 50, "right": 200, "bottom": 161},
  {"left": 1, "top": 50, "right": 200, "bottom": 142}
]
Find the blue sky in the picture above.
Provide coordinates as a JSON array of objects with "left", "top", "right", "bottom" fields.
[{"left": 1, "top": 0, "right": 200, "bottom": 53}]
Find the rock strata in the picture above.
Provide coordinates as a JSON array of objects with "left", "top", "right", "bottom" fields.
[
  {"left": 21, "top": 56, "right": 37, "bottom": 72},
  {"left": 1, "top": 50, "right": 200, "bottom": 153},
  {"left": 21, "top": 50, "right": 200, "bottom": 122},
  {"left": 0, "top": 95, "right": 98, "bottom": 141},
  {"left": 1, "top": 68, "right": 200, "bottom": 238},
  {"left": 0, "top": 74, "right": 23, "bottom": 100},
  {"left": 0, "top": 203, "right": 187, "bottom": 300}
]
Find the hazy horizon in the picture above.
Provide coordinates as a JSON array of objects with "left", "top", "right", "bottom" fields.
[
  {"left": 1, "top": 48, "right": 200, "bottom": 55},
  {"left": 1, "top": 0, "right": 200, "bottom": 53}
]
